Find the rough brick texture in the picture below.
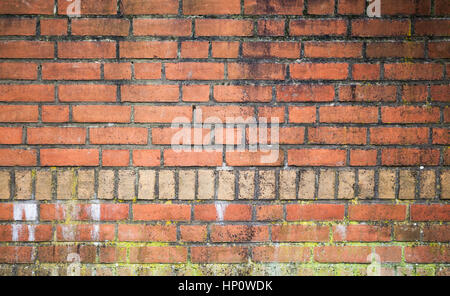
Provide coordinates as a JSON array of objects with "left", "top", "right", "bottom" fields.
[{"left": 0, "top": 0, "right": 448, "bottom": 276}]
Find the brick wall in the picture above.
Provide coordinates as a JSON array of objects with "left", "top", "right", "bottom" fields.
[{"left": 0, "top": 0, "right": 448, "bottom": 276}]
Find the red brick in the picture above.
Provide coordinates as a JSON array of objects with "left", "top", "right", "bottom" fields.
[
  {"left": 183, "top": 0, "right": 241, "bottom": 14},
  {"left": 435, "top": 0, "right": 450, "bottom": 15},
  {"left": 0, "top": 105, "right": 38, "bottom": 122},
  {"left": 349, "top": 205, "right": 407, "bottom": 221},
  {"left": 120, "top": 41, "right": 177, "bottom": 58},
  {"left": 196, "top": 19, "right": 253, "bottom": 36},
  {"left": 366, "top": 42, "right": 425, "bottom": 58},
  {"left": 183, "top": 85, "right": 210, "bottom": 102},
  {"left": 255, "top": 205, "right": 283, "bottom": 221},
  {"left": 58, "top": 0, "right": 117, "bottom": 15},
  {"left": 320, "top": 106, "right": 378, "bottom": 123},
  {"left": 384, "top": 63, "right": 443, "bottom": 80},
  {"left": 288, "top": 149, "right": 346, "bottom": 166},
  {"left": 0, "top": 225, "right": 52, "bottom": 242},
  {"left": 38, "top": 245, "right": 96, "bottom": 263},
  {"left": 338, "top": 0, "right": 365, "bottom": 14},
  {"left": 381, "top": 0, "right": 430, "bottom": 15},
  {"left": 405, "top": 246, "right": 449, "bottom": 263},
  {"left": 180, "top": 225, "right": 207, "bottom": 242},
  {"left": 58, "top": 41, "right": 116, "bottom": 59},
  {"left": 40, "top": 19, "right": 67, "bottom": 36},
  {"left": 102, "top": 150, "right": 130, "bottom": 167},
  {"left": 244, "top": 0, "right": 304, "bottom": 15},
  {"left": 152, "top": 127, "right": 211, "bottom": 145},
  {"left": 257, "top": 19, "right": 285, "bottom": 36},
  {"left": 133, "top": 204, "right": 190, "bottom": 221},
  {"left": 382, "top": 148, "right": 439, "bottom": 166},
  {"left": 194, "top": 204, "right": 252, "bottom": 222},
  {"left": 122, "top": 85, "right": 178, "bottom": 102},
  {"left": 314, "top": 246, "right": 372, "bottom": 263},
  {"left": 429, "top": 42, "right": 450, "bottom": 59},
  {"left": 415, "top": 20, "right": 450, "bottom": 36},
  {"left": 40, "top": 149, "right": 99, "bottom": 166},
  {"left": 134, "top": 19, "right": 191, "bottom": 36},
  {"left": 134, "top": 63, "right": 161, "bottom": 80},
  {"left": 402, "top": 85, "right": 428, "bottom": 102},
  {"left": 308, "top": 127, "right": 366, "bottom": 145},
  {"left": 243, "top": 42, "right": 300, "bottom": 58},
  {"left": 226, "top": 151, "right": 283, "bottom": 166},
  {"left": 349, "top": 150, "right": 377, "bottom": 166},
  {"left": 101, "top": 204, "right": 129, "bottom": 221},
  {"left": 129, "top": 246, "right": 187, "bottom": 263},
  {"left": 288, "top": 106, "right": 316, "bottom": 123},
  {"left": 381, "top": 106, "right": 440, "bottom": 123},
  {"left": 423, "top": 225, "right": 450, "bottom": 242},
  {"left": 211, "top": 225, "right": 269, "bottom": 242},
  {"left": 375, "top": 246, "right": 402, "bottom": 263},
  {"left": 333, "top": 225, "right": 391, "bottom": 242},
  {"left": 229, "top": 63, "right": 286, "bottom": 80},
  {"left": 59, "top": 84, "right": 116, "bottom": 102},
  {"left": 304, "top": 42, "right": 362, "bottom": 58},
  {"left": 259, "top": 106, "right": 285, "bottom": 123},
  {"left": 352, "top": 64, "right": 380, "bottom": 80},
  {"left": 198, "top": 106, "right": 254, "bottom": 122},
  {"left": 42, "top": 63, "right": 101, "bottom": 80},
  {"left": 272, "top": 225, "right": 329, "bottom": 242},
  {"left": 121, "top": 0, "right": 179, "bottom": 15},
  {"left": 191, "top": 246, "right": 248, "bottom": 263},
  {"left": 132, "top": 150, "right": 161, "bottom": 166},
  {"left": 164, "top": 150, "right": 222, "bottom": 167},
  {"left": 73, "top": 105, "right": 131, "bottom": 123},
  {"left": 0, "top": 127, "right": 22, "bottom": 144},
  {"left": 27, "top": 127, "right": 86, "bottom": 145},
  {"left": 308, "top": 0, "right": 335, "bottom": 15},
  {"left": 166, "top": 62, "right": 224, "bottom": 80},
  {"left": 339, "top": 85, "right": 396, "bottom": 102},
  {"left": 72, "top": 19, "right": 130, "bottom": 36},
  {"left": 410, "top": 205, "right": 450, "bottom": 221},
  {"left": 0, "top": 246, "right": 33, "bottom": 263},
  {"left": 253, "top": 246, "right": 310, "bottom": 263},
  {"left": 352, "top": 19, "right": 410, "bottom": 36},
  {"left": 134, "top": 106, "right": 192, "bottom": 123},
  {"left": 286, "top": 204, "right": 345, "bottom": 221},
  {"left": 90, "top": 127, "right": 147, "bottom": 145},
  {"left": 431, "top": 85, "right": 450, "bottom": 102},
  {"left": 0, "top": 84, "right": 54, "bottom": 102},
  {"left": 104, "top": 63, "right": 132, "bottom": 80},
  {"left": 370, "top": 127, "right": 428, "bottom": 145},
  {"left": 211, "top": 41, "right": 239, "bottom": 58},
  {"left": 181, "top": 41, "right": 209, "bottom": 58},
  {"left": 0, "top": 62, "right": 37, "bottom": 80},
  {"left": 0, "top": 0, "right": 53, "bottom": 14},
  {"left": 214, "top": 85, "right": 272, "bottom": 102},
  {"left": 0, "top": 149, "right": 36, "bottom": 166},
  {"left": 290, "top": 19, "right": 347, "bottom": 36},
  {"left": 99, "top": 247, "right": 127, "bottom": 263},
  {"left": 0, "top": 18, "right": 36, "bottom": 35},
  {"left": 56, "top": 224, "right": 114, "bottom": 241},
  {"left": 290, "top": 63, "right": 348, "bottom": 80},
  {"left": 433, "top": 128, "right": 449, "bottom": 144},
  {"left": 118, "top": 225, "right": 176, "bottom": 242},
  {"left": 394, "top": 225, "right": 420, "bottom": 241},
  {"left": 0, "top": 204, "right": 13, "bottom": 221},
  {"left": 0, "top": 41, "right": 54, "bottom": 58}
]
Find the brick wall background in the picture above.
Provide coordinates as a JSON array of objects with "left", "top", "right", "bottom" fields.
[{"left": 0, "top": 0, "right": 448, "bottom": 276}]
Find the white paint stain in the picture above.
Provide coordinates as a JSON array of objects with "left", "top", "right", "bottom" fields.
[
  {"left": 13, "top": 203, "right": 37, "bottom": 221},
  {"left": 335, "top": 225, "right": 347, "bottom": 241},
  {"left": 28, "top": 225, "right": 35, "bottom": 241},
  {"left": 91, "top": 225, "right": 100, "bottom": 241},
  {"left": 12, "top": 224, "right": 21, "bottom": 241},
  {"left": 215, "top": 202, "right": 228, "bottom": 222},
  {"left": 90, "top": 204, "right": 101, "bottom": 221},
  {"left": 61, "top": 224, "right": 76, "bottom": 241}
]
